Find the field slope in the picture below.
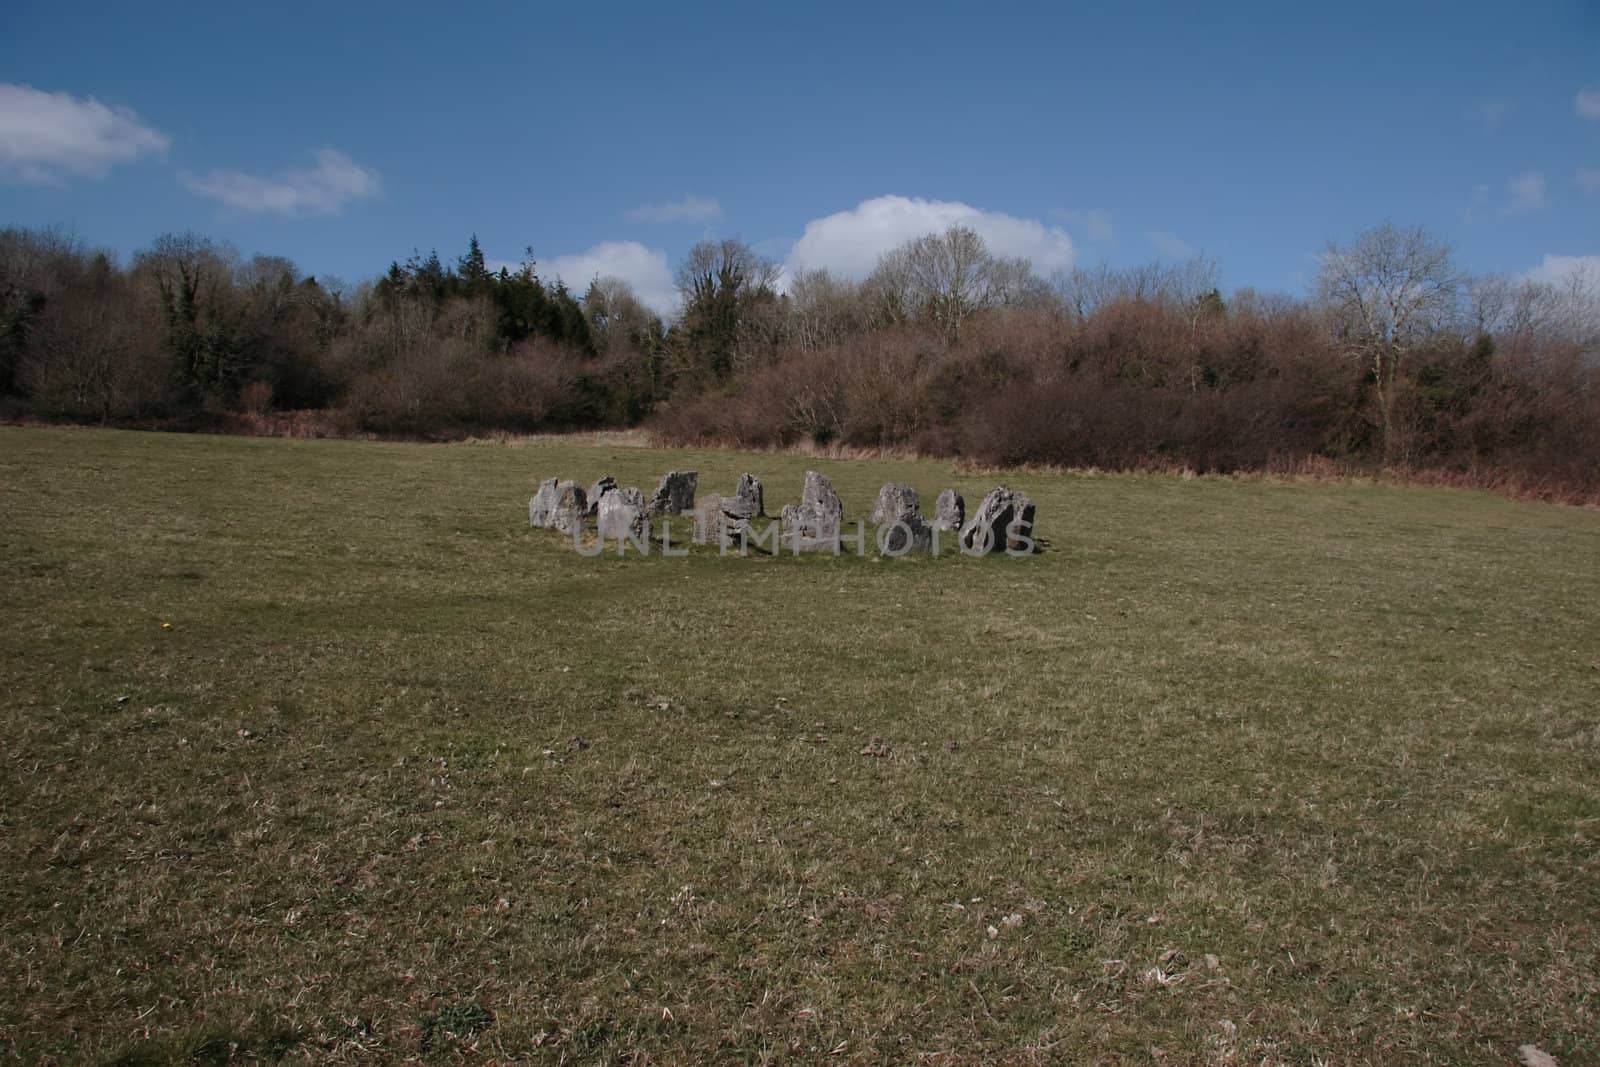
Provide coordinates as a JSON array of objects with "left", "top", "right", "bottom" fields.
[{"left": 1, "top": 426, "right": 1597, "bottom": 1064}]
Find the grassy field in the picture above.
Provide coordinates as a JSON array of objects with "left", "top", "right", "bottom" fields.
[{"left": 1, "top": 426, "right": 1597, "bottom": 1065}]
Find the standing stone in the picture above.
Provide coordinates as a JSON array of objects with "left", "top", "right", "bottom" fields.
[
  {"left": 960, "top": 486, "right": 1037, "bottom": 555},
  {"left": 529, "top": 478, "right": 561, "bottom": 527},
  {"left": 598, "top": 486, "right": 649, "bottom": 543},
  {"left": 585, "top": 475, "right": 617, "bottom": 516},
  {"left": 780, "top": 470, "right": 844, "bottom": 551},
  {"left": 734, "top": 473, "right": 765, "bottom": 517},
  {"left": 692, "top": 492, "right": 725, "bottom": 545},
  {"left": 649, "top": 470, "right": 698, "bottom": 515},
  {"left": 869, "top": 483, "right": 920, "bottom": 526},
  {"left": 933, "top": 489, "right": 965, "bottom": 531},
  {"left": 869, "top": 482, "right": 934, "bottom": 554},
  {"left": 529, "top": 478, "right": 587, "bottom": 534},
  {"left": 718, "top": 493, "right": 759, "bottom": 549}
]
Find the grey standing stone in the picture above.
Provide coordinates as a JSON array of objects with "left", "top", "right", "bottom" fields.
[
  {"left": 734, "top": 472, "right": 765, "bottom": 517},
  {"left": 598, "top": 486, "right": 650, "bottom": 543},
  {"left": 585, "top": 475, "right": 617, "bottom": 516},
  {"left": 692, "top": 492, "right": 725, "bottom": 545},
  {"left": 649, "top": 470, "right": 698, "bottom": 515},
  {"left": 960, "top": 486, "right": 1037, "bottom": 555},
  {"left": 718, "top": 492, "right": 760, "bottom": 549},
  {"left": 933, "top": 488, "right": 965, "bottom": 531},
  {"left": 529, "top": 477, "right": 560, "bottom": 527},
  {"left": 695, "top": 491, "right": 765, "bottom": 547},
  {"left": 551, "top": 482, "right": 587, "bottom": 535},
  {"left": 869, "top": 482, "right": 934, "bottom": 554},
  {"left": 781, "top": 470, "right": 844, "bottom": 551},
  {"left": 529, "top": 478, "right": 587, "bottom": 534},
  {"left": 869, "top": 483, "right": 920, "bottom": 526}
]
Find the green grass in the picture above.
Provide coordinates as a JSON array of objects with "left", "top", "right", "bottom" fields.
[{"left": 2, "top": 425, "right": 1597, "bottom": 1065}]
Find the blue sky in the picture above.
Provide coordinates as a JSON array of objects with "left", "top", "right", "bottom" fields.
[{"left": 3, "top": 0, "right": 1597, "bottom": 312}]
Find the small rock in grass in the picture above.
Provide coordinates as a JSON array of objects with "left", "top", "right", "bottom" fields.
[{"left": 860, "top": 737, "right": 891, "bottom": 758}]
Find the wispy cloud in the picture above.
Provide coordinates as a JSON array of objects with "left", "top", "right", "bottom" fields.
[
  {"left": 1471, "top": 98, "right": 1512, "bottom": 129},
  {"left": 1464, "top": 183, "right": 1492, "bottom": 223},
  {"left": 1052, "top": 207, "right": 1114, "bottom": 242},
  {"left": 180, "top": 148, "right": 380, "bottom": 217},
  {"left": 1504, "top": 171, "right": 1546, "bottom": 214},
  {"left": 1577, "top": 88, "right": 1600, "bottom": 122},
  {"left": 1145, "top": 229, "right": 1196, "bottom": 260},
  {"left": 624, "top": 195, "right": 723, "bottom": 225},
  {"left": 786, "top": 195, "right": 1075, "bottom": 279},
  {"left": 0, "top": 82, "right": 169, "bottom": 183}
]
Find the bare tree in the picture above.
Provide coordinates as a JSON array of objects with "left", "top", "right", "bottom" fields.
[
  {"left": 902, "top": 225, "right": 991, "bottom": 341},
  {"left": 787, "top": 268, "right": 867, "bottom": 350},
  {"left": 1316, "top": 223, "right": 1462, "bottom": 456},
  {"left": 1050, "top": 257, "right": 1220, "bottom": 323},
  {"left": 583, "top": 276, "right": 662, "bottom": 355},
  {"left": 864, "top": 226, "right": 1045, "bottom": 341},
  {"left": 23, "top": 266, "right": 163, "bottom": 420},
  {"left": 1470, "top": 269, "right": 1600, "bottom": 368}
]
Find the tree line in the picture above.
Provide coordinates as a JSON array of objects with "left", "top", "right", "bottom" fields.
[{"left": 2, "top": 222, "right": 1597, "bottom": 499}]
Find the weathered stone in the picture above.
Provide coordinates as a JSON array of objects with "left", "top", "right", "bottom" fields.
[
  {"left": 781, "top": 470, "right": 844, "bottom": 551},
  {"left": 598, "top": 486, "right": 649, "bottom": 543},
  {"left": 734, "top": 472, "right": 765, "bottom": 517},
  {"left": 800, "top": 470, "right": 842, "bottom": 529},
  {"left": 648, "top": 470, "right": 698, "bottom": 515},
  {"left": 717, "top": 493, "right": 760, "bottom": 549},
  {"left": 869, "top": 483, "right": 919, "bottom": 526},
  {"left": 585, "top": 475, "right": 618, "bottom": 516},
  {"left": 960, "top": 486, "right": 1037, "bottom": 555},
  {"left": 869, "top": 482, "right": 934, "bottom": 554},
  {"left": 692, "top": 492, "right": 725, "bottom": 545},
  {"left": 529, "top": 478, "right": 560, "bottom": 527},
  {"left": 529, "top": 478, "right": 587, "bottom": 534},
  {"left": 692, "top": 490, "right": 765, "bottom": 548},
  {"left": 933, "top": 488, "right": 965, "bottom": 531}
]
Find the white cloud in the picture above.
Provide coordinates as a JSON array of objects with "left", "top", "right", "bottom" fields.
[
  {"left": 785, "top": 195, "right": 1075, "bottom": 279},
  {"left": 1052, "top": 207, "right": 1114, "bottom": 242},
  {"left": 1578, "top": 168, "right": 1600, "bottom": 195},
  {"left": 181, "top": 148, "right": 380, "bottom": 217},
  {"left": 1522, "top": 253, "right": 1600, "bottom": 288},
  {"left": 1504, "top": 171, "right": 1546, "bottom": 214},
  {"left": 1577, "top": 88, "right": 1600, "bottom": 121},
  {"left": 535, "top": 240, "right": 677, "bottom": 315},
  {"left": 1145, "top": 229, "right": 1196, "bottom": 260},
  {"left": 624, "top": 195, "right": 723, "bottom": 224},
  {"left": 0, "top": 82, "right": 169, "bottom": 183}
]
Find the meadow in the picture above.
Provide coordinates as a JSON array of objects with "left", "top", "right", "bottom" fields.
[{"left": 1, "top": 426, "right": 1597, "bottom": 1064}]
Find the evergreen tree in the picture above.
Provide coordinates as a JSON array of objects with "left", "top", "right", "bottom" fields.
[{"left": 459, "top": 235, "right": 489, "bottom": 294}]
